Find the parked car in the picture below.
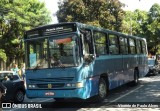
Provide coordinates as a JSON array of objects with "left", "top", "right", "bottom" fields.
[
  {"left": 147, "top": 58, "right": 159, "bottom": 76},
  {"left": 0, "top": 82, "right": 7, "bottom": 98},
  {"left": 0, "top": 71, "right": 25, "bottom": 103}
]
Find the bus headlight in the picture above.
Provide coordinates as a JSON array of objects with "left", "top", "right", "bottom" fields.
[
  {"left": 66, "top": 83, "right": 76, "bottom": 87},
  {"left": 28, "top": 84, "right": 36, "bottom": 88},
  {"left": 76, "top": 82, "right": 83, "bottom": 88},
  {"left": 66, "top": 82, "right": 83, "bottom": 88}
]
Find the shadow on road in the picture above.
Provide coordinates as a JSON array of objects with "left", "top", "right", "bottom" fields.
[{"left": 4, "top": 74, "right": 160, "bottom": 111}]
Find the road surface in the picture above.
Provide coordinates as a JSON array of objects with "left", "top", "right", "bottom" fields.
[{"left": 3, "top": 74, "right": 160, "bottom": 111}]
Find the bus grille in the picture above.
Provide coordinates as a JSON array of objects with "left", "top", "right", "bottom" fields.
[
  {"left": 29, "top": 77, "right": 74, "bottom": 83},
  {"left": 37, "top": 83, "right": 65, "bottom": 88}
]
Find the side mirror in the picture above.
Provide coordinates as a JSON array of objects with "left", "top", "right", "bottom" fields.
[{"left": 84, "top": 54, "right": 95, "bottom": 65}]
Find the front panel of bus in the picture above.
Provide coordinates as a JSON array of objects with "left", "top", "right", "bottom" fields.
[{"left": 25, "top": 23, "right": 99, "bottom": 99}]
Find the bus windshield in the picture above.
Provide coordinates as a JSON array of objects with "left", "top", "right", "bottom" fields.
[{"left": 26, "top": 35, "right": 80, "bottom": 69}]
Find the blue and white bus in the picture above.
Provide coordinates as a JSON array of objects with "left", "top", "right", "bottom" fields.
[{"left": 24, "top": 22, "right": 148, "bottom": 102}]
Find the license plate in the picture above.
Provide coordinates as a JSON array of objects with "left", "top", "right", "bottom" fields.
[{"left": 45, "top": 92, "right": 54, "bottom": 96}]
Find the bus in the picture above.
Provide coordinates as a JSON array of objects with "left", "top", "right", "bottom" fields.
[{"left": 24, "top": 22, "right": 148, "bottom": 102}]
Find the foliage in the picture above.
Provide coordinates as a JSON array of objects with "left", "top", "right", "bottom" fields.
[
  {"left": 0, "top": 49, "right": 7, "bottom": 62},
  {"left": 56, "top": 0, "right": 160, "bottom": 54},
  {"left": 122, "top": 10, "right": 148, "bottom": 36},
  {"left": 146, "top": 3, "right": 160, "bottom": 54},
  {"left": 56, "top": 0, "right": 125, "bottom": 31},
  {"left": 0, "top": 0, "right": 160, "bottom": 63},
  {"left": 122, "top": 4, "right": 160, "bottom": 54},
  {"left": 0, "top": 0, "right": 51, "bottom": 62}
]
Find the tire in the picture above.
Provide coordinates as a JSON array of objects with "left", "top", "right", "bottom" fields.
[
  {"left": 153, "top": 69, "right": 158, "bottom": 76},
  {"left": 132, "top": 69, "right": 139, "bottom": 86},
  {"left": 14, "top": 90, "right": 25, "bottom": 103},
  {"left": 90, "top": 78, "right": 108, "bottom": 102}
]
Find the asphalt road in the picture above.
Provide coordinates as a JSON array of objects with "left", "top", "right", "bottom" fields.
[{"left": 3, "top": 74, "right": 160, "bottom": 111}]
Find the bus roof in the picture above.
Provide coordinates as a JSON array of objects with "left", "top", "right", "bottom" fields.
[
  {"left": 25, "top": 22, "right": 146, "bottom": 41},
  {"left": 26, "top": 22, "right": 77, "bottom": 32}
]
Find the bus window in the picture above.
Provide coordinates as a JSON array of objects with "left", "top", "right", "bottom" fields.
[
  {"left": 139, "top": 40, "right": 143, "bottom": 54},
  {"left": 136, "top": 40, "right": 141, "bottom": 54},
  {"left": 125, "top": 38, "right": 129, "bottom": 54},
  {"left": 80, "top": 29, "right": 93, "bottom": 55},
  {"left": 119, "top": 37, "right": 128, "bottom": 54},
  {"left": 27, "top": 39, "right": 48, "bottom": 69},
  {"left": 93, "top": 31, "right": 107, "bottom": 55},
  {"left": 129, "top": 38, "right": 136, "bottom": 54},
  {"left": 49, "top": 35, "right": 80, "bottom": 67},
  {"left": 109, "top": 34, "right": 119, "bottom": 54},
  {"left": 142, "top": 40, "right": 147, "bottom": 54}
]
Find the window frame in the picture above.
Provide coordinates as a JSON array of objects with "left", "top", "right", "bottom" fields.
[
  {"left": 93, "top": 31, "right": 108, "bottom": 55},
  {"left": 141, "top": 40, "right": 147, "bottom": 54},
  {"left": 129, "top": 38, "right": 136, "bottom": 54},
  {"left": 136, "top": 40, "right": 141, "bottom": 54},
  {"left": 108, "top": 34, "right": 120, "bottom": 55},
  {"left": 119, "top": 36, "right": 128, "bottom": 54}
]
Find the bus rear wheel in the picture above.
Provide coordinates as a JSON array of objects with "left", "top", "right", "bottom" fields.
[{"left": 132, "top": 69, "right": 139, "bottom": 86}]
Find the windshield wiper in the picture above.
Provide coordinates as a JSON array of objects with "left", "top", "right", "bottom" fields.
[
  {"left": 52, "top": 62, "right": 66, "bottom": 69},
  {"left": 58, "top": 64, "right": 66, "bottom": 69},
  {"left": 33, "top": 64, "right": 40, "bottom": 71}
]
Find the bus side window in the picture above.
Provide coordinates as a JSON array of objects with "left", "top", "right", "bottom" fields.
[
  {"left": 125, "top": 38, "right": 129, "bottom": 54},
  {"left": 93, "top": 31, "right": 107, "bottom": 55},
  {"left": 80, "top": 29, "right": 93, "bottom": 55},
  {"left": 119, "top": 37, "right": 126, "bottom": 54},
  {"left": 142, "top": 40, "right": 147, "bottom": 54},
  {"left": 129, "top": 38, "right": 136, "bottom": 54},
  {"left": 109, "top": 34, "right": 119, "bottom": 54},
  {"left": 136, "top": 40, "right": 141, "bottom": 54},
  {"left": 139, "top": 40, "right": 143, "bottom": 54}
]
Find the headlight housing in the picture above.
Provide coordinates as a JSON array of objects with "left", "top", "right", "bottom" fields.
[
  {"left": 76, "top": 82, "right": 83, "bottom": 88},
  {"left": 28, "top": 84, "right": 37, "bottom": 89},
  {"left": 66, "top": 82, "right": 83, "bottom": 88}
]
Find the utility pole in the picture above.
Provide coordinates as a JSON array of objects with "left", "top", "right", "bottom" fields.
[
  {"left": 130, "top": 15, "right": 132, "bottom": 35},
  {"left": 125, "top": 5, "right": 132, "bottom": 35}
]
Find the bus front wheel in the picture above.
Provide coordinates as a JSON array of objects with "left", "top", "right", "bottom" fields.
[{"left": 95, "top": 78, "right": 107, "bottom": 102}]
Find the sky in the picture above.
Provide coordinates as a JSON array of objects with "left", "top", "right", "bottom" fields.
[{"left": 40, "top": 0, "right": 160, "bottom": 24}]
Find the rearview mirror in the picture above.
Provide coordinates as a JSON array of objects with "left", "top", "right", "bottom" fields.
[{"left": 84, "top": 54, "right": 95, "bottom": 65}]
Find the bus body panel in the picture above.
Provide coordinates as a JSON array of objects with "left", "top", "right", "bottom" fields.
[
  {"left": 26, "top": 53, "right": 148, "bottom": 99},
  {"left": 26, "top": 66, "right": 100, "bottom": 99},
  {"left": 26, "top": 77, "right": 100, "bottom": 99}
]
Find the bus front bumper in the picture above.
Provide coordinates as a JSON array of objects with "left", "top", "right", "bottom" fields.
[{"left": 26, "top": 88, "right": 88, "bottom": 99}]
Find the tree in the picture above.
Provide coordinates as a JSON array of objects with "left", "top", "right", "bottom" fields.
[
  {"left": 0, "top": 49, "right": 7, "bottom": 62},
  {"left": 56, "top": 0, "right": 125, "bottom": 31},
  {"left": 146, "top": 3, "right": 160, "bottom": 54},
  {"left": 56, "top": 1, "right": 160, "bottom": 55},
  {"left": 122, "top": 10, "right": 148, "bottom": 36},
  {"left": 0, "top": 0, "right": 51, "bottom": 67}
]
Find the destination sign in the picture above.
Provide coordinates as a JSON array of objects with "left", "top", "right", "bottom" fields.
[{"left": 26, "top": 23, "right": 77, "bottom": 38}]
